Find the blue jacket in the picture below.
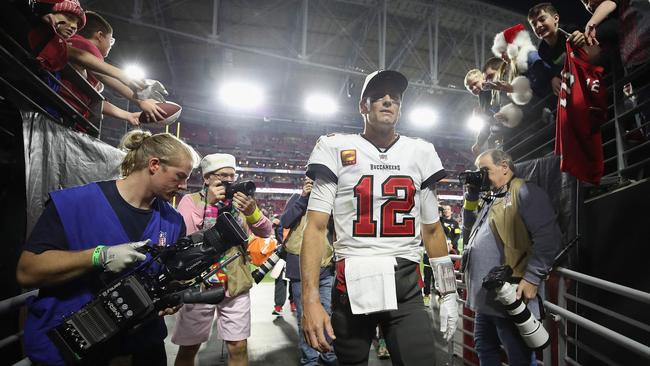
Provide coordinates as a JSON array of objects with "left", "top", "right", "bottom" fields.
[{"left": 23, "top": 182, "right": 184, "bottom": 365}]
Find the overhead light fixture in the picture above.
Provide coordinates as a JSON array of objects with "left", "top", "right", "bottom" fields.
[
  {"left": 409, "top": 107, "right": 438, "bottom": 128},
  {"left": 124, "top": 64, "right": 146, "bottom": 80},
  {"left": 219, "top": 81, "right": 264, "bottom": 110},
  {"left": 304, "top": 94, "right": 338, "bottom": 116},
  {"left": 467, "top": 114, "right": 485, "bottom": 132}
]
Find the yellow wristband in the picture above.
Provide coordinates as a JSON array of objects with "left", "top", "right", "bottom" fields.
[
  {"left": 464, "top": 200, "right": 479, "bottom": 211},
  {"left": 245, "top": 207, "right": 262, "bottom": 224}
]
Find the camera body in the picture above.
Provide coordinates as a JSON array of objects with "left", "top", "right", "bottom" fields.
[
  {"left": 482, "top": 265, "right": 550, "bottom": 350},
  {"left": 48, "top": 212, "right": 247, "bottom": 364},
  {"left": 222, "top": 180, "right": 256, "bottom": 199},
  {"left": 458, "top": 169, "right": 491, "bottom": 192}
]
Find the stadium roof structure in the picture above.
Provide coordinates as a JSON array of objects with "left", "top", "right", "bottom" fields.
[{"left": 86, "top": 0, "right": 529, "bottom": 140}]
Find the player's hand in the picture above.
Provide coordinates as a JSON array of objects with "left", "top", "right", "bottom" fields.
[
  {"left": 158, "top": 304, "right": 183, "bottom": 316},
  {"left": 551, "top": 76, "right": 562, "bottom": 96},
  {"left": 568, "top": 31, "right": 587, "bottom": 48},
  {"left": 301, "top": 178, "right": 313, "bottom": 197},
  {"left": 437, "top": 292, "right": 459, "bottom": 342},
  {"left": 233, "top": 192, "right": 257, "bottom": 216},
  {"left": 516, "top": 279, "right": 539, "bottom": 302},
  {"left": 125, "top": 112, "right": 141, "bottom": 126},
  {"left": 206, "top": 181, "right": 226, "bottom": 205},
  {"left": 585, "top": 24, "right": 599, "bottom": 46},
  {"left": 138, "top": 99, "right": 167, "bottom": 122},
  {"left": 100, "top": 240, "right": 149, "bottom": 273},
  {"left": 302, "top": 301, "right": 335, "bottom": 352}
]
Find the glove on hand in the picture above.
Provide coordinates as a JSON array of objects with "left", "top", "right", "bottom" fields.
[
  {"left": 136, "top": 80, "right": 168, "bottom": 103},
  {"left": 436, "top": 292, "right": 459, "bottom": 342},
  {"left": 100, "top": 239, "right": 149, "bottom": 273}
]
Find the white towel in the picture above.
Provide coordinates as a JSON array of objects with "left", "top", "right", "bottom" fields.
[{"left": 345, "top": 257, "right": 398, "bottom": 314}]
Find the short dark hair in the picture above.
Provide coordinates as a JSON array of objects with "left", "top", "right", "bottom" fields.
[
  {"left": 528, "top": 3, "right": 558, "bottom": 21},
  {"left": 481, "top": 57, "right": 504, "bottom": 73},
  {"left": 78, "top": 11, "right": 113, "bottom": 39},
  {"left": 476, "top": 149, "right": 516, "bottom": 174}
]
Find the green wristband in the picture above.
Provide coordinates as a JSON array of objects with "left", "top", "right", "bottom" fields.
[{"left": 92, "top": 245, "right": 105, "bottom": 268}]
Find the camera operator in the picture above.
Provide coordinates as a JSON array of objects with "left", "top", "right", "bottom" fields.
[
  {"left": 15, "top": 130, "right": 198, "bottom": 366},
  {"left": 461, "top": 149, "right": 560, "bottom": 366},
  {"left": 171, "top": 153, "right": 272, "bottom": 366}
]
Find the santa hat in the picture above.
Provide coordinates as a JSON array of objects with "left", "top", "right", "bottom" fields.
[
  {"left": 491, "top": 24, "right": 536, "bottom": 73},
  {"left": 52, "top": 0, "right": 86, "bottom": 30}
]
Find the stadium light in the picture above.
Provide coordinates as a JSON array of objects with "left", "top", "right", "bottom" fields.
[
  {"left": 409, "top": 107, "right": 438, "bottom": 128},
  {"left": 219, "top": 81, "right": 264, "bottom": 110},
  {"left": 304, "top": 94, "right": 338, "bottom": 116},
  {"left": 124, "top": 64, "right": 146, "bottom": 79},
  {"left": 467, "top": 114, "right": 485, "bottom": 132}
]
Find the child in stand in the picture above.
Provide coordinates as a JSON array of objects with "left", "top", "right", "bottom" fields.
[{"left": 527, "top": 3, "right": 589, "bottom": 96}]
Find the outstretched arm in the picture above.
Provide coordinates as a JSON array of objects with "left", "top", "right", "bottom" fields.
[{"left": 67, "top": 46, "right": 145, "bottom": 90}]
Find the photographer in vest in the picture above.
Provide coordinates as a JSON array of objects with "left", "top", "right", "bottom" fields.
[
  {"left": 171, "top": 153, "right": 272, "bottom": 366},
  {"left": 16, "top": 130, "right": 198, "bottom": 365},
  {"left": 280, "top": 177, "right": 336, "bottom": 366},
  {"left": 462, "top": 149, "right": 560, "bottom": 366}
]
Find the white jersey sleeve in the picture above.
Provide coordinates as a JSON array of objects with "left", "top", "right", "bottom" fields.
[
  {"left": 420, "top": 186, "right": 440, "bottom": 224},
  {"left": 306, "top": 135, "right": 340, "bottom": 182},
  {"left": 418, "top": 140, "right": 446, "bottom": 189},
  {"left": 307, "top": 178, "right": 336, "bottom": 214}
]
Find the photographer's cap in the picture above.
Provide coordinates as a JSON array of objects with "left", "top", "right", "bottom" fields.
[
  {"left": 360, "top": 70, "right": 408, "bottom": 101},
  {"left": 200, "top": 153, "right": 236, "bottom": 176}
]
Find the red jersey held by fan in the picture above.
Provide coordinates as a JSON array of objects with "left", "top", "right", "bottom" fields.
[{"left": 555, "top": 43, "right": 608, "bottom": 185}]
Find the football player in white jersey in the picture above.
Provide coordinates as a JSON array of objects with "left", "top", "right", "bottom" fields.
[{"left": 300, "top": 69, "right": 459, "bottom": 365}]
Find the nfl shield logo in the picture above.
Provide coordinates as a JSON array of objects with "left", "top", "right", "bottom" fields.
[
  {"left": 379, "top": 154, "right": 388, "bottom": 161},
  {"left": 158, "top": 231, "right": 167, "bottom": 247}
]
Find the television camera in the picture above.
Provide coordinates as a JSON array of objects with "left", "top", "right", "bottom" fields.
[{"left": 48, "top": 212, "right": 247, "bottom": 364}]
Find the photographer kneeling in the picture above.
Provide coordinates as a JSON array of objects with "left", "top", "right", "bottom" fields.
[
  {"left": 461, "top": 149, "right": 560, "bottom": 366},
  {"left": 16, "top": 130, "right": 199, "bottom": 366},
  {"left": 171, "top": 153, "right": 271, "bottom": 366}
]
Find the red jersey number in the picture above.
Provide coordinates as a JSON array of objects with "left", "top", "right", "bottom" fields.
[{"left": 353, "top": 175, "right": 416, "bottom": 237}]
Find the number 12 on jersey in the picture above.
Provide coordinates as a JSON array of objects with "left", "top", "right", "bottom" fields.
[{"left": 353, "top": 175, "right": 416, "bottom": 237}]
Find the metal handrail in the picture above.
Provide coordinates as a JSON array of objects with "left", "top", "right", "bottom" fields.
[
  {"left": 545, "top": 302, "right": 650, "bottom": 359},
  {"left": 0, "top": 290, "right": 38, "bottom": 314},
  {"left": 563, "top": 293, "right": 650, "bottom": 333},
  {"left": 555, "top": 267, "right": 650, "bottom": 304}
]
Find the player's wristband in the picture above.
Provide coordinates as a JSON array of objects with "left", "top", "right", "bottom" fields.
[
  {"left": 92, "top": 245, "right": 105, "bottom": 268},
  {"left": 245, "top": 207, "right": 262, "bottom": 224},
  {"left": 430, "top": 256, "right": 457, "bottom": 295},
  {"left": 464, "top": 200, "right": 479, "bottom": 211}
]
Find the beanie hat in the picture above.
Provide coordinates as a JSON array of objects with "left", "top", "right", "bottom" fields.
[
  {"left": 52, "top": 0, "right": 86, "bottom": 30},
  {"left": 491, "top": 24, "right": 536, "bottom": 73},
  {"left": 200, "top": 153, "right": 236, "bottom": 176}
]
